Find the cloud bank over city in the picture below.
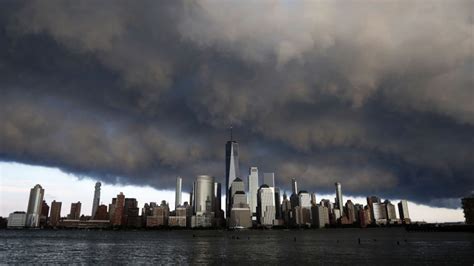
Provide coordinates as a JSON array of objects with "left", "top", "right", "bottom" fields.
[{"left": 0, "top": 0, "right": 473, "bottom": 208}]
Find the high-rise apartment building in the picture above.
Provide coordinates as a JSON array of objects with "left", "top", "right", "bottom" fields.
[
  {"left": 398, "top": 200, "right": 410, "bottom": 223},
  {"left": 311, "top": 205, "right": 329, "bottom": 228},
  {"left": 49, "top": 200, "right": 62, "bottom": 227},
  {"left": 26, "top": 184, "right": 44, "bottom": 228},
  {"left": 68, "top": 202, "right": 82, "bottom": 220},
  {"left": 91, "top": 182, "right": 101, "bottom": 218},
  {"left": 112, "top": 192, "right": 125, "bottom": 226},
  {"left": 384, "top": 200, "right": 397, "bottom": 222},
  {"left": 247, "top": 167, "right": 259, "bottom": 216},
  {"left": 257, "top": 185, "right": 275, "bottom": 226},
  {"left": 175, "top": 177, "right": 182, "bottom": 210}
]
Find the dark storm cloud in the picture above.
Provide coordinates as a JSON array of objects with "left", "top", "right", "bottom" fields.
[{"left": 0, "top": 0, "right": 473, "bottom": 208}]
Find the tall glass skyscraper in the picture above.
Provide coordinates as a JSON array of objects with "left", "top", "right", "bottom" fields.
[
  {"left": 247, "top": 167, "right": 259, "bottom": 216},
  {"left": 335, "top": 182, "right": 343, "bottom": 210},
  {"left": 225, "top": 129, "right": 240, "bottom": 217},
  {"left": 194, "top": 175, "right": 215, "bottom": 215},
  {"left": 91, "top": 182, "right": 101, "bottom": 218},
  {"left": 26, "top": 184, "right": 44, "bottom": 228}
]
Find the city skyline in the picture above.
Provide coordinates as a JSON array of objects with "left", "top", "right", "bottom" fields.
[{"left": 0, "top": 161, "right": 465, "bottom": 223}]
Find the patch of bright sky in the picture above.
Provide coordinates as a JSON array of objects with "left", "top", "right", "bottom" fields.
[{"left": 0, "top": 162, "right": 464, "bottom": 223}]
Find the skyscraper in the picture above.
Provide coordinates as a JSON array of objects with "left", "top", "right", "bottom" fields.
[
  {"left": 175, "top": 176, "right": 182, "bottom": 210},
  {"left": 230, "top": 178, "right": 245, "bottom": 208},
  {"left": 213, "top": 182, "right": 222, "bottom": 214},
  {"left": 398, "top": 200, "right": 410, "bottom": 223},
  {"left": 257, "top": 185, "right": 275, "bottom": 226},
  {"left": 112, "top": 192, "right": 125, "bottom": 226},
  {"left": 26, "top": 184, "right": 45, "bottom": 228},
  {"left": 194, "top": 175, "right": 215, "bottom": 215},
  {"left": 335, "top": 182, "right": 343, "bottom": 210},
  {"left": 49, "top": 200, "right": 62, "bottom": 227},
  {"left": 91, "top": 182, "right": 101, "bottom": 218},
  {"left": 274, "top": 187, "right": 282, "bottom": 220},
  {"left": 247, "top": 167, "right": 259, "bottom": 216},
  {"left": 384, "top": 200, "right": 397, "bottom": 222},
  {"left": 225, "top": 127, "right": 240, "bottom": 217},
  {"left": 291, "top": 178, "right": 298, "bottom": 195},
  {"left": 68, "top": 202, "right": 81, "bottom": 220}
]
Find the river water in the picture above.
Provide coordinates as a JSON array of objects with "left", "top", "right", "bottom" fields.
[{"left": 0, "top": 228, "right": 472, "bottom": 265}]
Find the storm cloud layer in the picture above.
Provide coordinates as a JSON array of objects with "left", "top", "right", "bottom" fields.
[{"left": 0, "top": 0, "right": 473, "bottom": 208}]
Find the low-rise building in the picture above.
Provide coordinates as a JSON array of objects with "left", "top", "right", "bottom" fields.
[{"left": 7, "top": 212, "right": 27, "bottom": 228}]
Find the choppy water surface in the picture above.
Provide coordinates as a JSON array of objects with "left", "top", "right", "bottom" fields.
[{"left": 0, "top": 228, "right": 472, "bottom": 265}]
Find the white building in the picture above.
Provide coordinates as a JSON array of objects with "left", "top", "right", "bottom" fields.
[
  {"left": 26, "top": 184, "right": 44, "bottom": 228},
  {"left": 257, "top": 185, "right": 276, "bottom": 226},
  {"left": 373, "top": 202, "right": 387, "bottom": 224},
  {"left": 7, "top": 212, "right": 27, "bottom": 228},
  {"left": 398, "top": 200, "right": 410, "bottom": 221},
  {"left": 193, "top": 175, "right": 215, "bottom": 215},
  {"left": 175, "top": 177, "right": 182, "bottom": 210},
  {"left": 311, "top": 205, "right": 329, "bottom": 228},
  {"left": 247, "top": 167, "right": 259, "bottom": 216}
]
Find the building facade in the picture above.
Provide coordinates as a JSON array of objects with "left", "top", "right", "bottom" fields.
[
  {"left": 26, "top": 184, "right": 44, "bottom": 228},
  {"left": 91, "top": 182, "right": 101, "bottom": 218},
  {"left": 247, "top": 167, "right": 259, "bottom": 216}
]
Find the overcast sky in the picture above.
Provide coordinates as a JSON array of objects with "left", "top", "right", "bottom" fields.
[{"left": 0, "top": 0, "right": 473, "bottom": 221}]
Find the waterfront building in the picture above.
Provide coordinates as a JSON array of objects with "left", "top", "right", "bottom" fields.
[
  {"left": 193, "top": 175, "right": 215, "bottom": 215},
  {"left": 7, "top": 212, "right": 27, "bottom": 228},
  {"left": 335, "top": 182, "right": 343, "bottom": 211},
  {"left": 40, "top": 200, "right": 49, "bottom": 227},
  {"left": 26, "top": 184, "right": 44, "bottom": 228},
  {"left": 230, "top": 178, "right": 245, "bottom": 207},
  {"left": 373, "top": 202, "right": 387, "bottom": 224},
  {"left": 49, "top": 200, "right": 62, "bottom": 227},
  {"left": 91, "top": 182, "right": 101, "bottom": 218},
  {"left": 274, "top": 187, "right": 282, "bottom": 220},
  {"left": 94, "top": 205, "right": 108, "bottom": 220},
  {"left": 247, "top": 167, "right": 259, "bottom": 216},
  {"left": 225, "top": 129, "right": 240, "bottom": 218},
  {"left": 175, "top": 177, "right": 182, "bottom": 210},
  {"left": 345, "top": 200, "right": 356, "bottom": 224},
  {"left": 311, "top": 193, "right": 317, "bottom": 206},
  {"left": 68, "top": 201, "right": 82, "bottom": 220},
  {"left": 384, "top": 200, "right": 397, "bottom": 222},
  {"left": 229, "top": 192, "right": 252, "bottom": 228},
  {"left": 147, "top": 200, "right": 170, "bottom": 227},
  {"left": 112, "top": 193, "right": 125, "bottom": 226},
  {"left": 367, "top": 196, "right": 381, "bottom": 223},
  {"left": 398, "top": 200, "right": 411, "bottom": 223},
  {"left": 281, "top": 192, "right": 292, "bottom": 226},
  {"left": 122, "top": 198, "right": 138, "bottom": 226},
  {"left": 311, "top": 205, "right": 329, "bottom": 228},
  {"left": 257, "top": 185, "right": 275, "bottom": 226},
  {"left": 461, "top": 193, "right": 474, "bottom": 225}
]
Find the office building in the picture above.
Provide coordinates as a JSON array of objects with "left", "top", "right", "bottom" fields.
[
  {"left": 247, "top": 167, "right": 259, "bottom": 215},
  {"left": 398, "top": 200, "right": 411, "bottom": 223},
  {"left": 94, "top": 205, "right": 108, "bottom": 220},
  {"left": 367, "top": 196, "right": 381, "bottom": 223},
  {"left": 461, "top": 193, "right": 474, "bottom": 225},
  {"left": 175, "top": 177, "right": 182, "bottom": 210},
  {"left": 345, "top": 200, "right": 356, "bottom": 224},
  {"left": 230, "top": 178, "right": 245, "bottom": 207},
  {"left": 257, "top": 185, "right": 275, "bottom": 226},
  {"left": 68, "top": 202, "right": 82, "bottom": 220},
  {"left": 335, "top": 182, "right": 343, "bottom": 211},
  {"left": 384, "top": 200, "right": 397, "bottom": 222},
  {"left": 274, "top": 187, "right": 282, "bottom": 220},
  {"left": 311, "top": 205, "right": 329, "bottom": 228},
  {"left": 40, "top": 200, "right": 49, "bottom": 227},
  {"left": 91, "top": 182, "right": 101, "bottom": 218},
  {"left": 49, "top": 201, "right": 62, "bottom": 227},
  {"left": 112, "top": 192, "right": 125, "bottom": 226},
  {"left": 147, "top": 200, "right": 170, "bottom": 227},
  {"left": 26, "top": 184, "right": 44, "bottom": 228},
  {"left": 225, "top": 129, "right": 240, "bottom": 218},
  {"left": 291, "top": 178, "right": 298, "bottom": 195},
  {"left": 169, "top": 206, "right": 187, "bottom": 227},
  {"left": 7, "top": 212, "right": 27, "bottom": 228},
  {"left": 372, "top": 202, "right": 387, "bottom": 224},
  {"left": 295, "top": 191, "right": 312, "bottom": 225},
  {"left": 281, "top": 192, "right": 292, "bottom": 226},
  {"left": 311, "top": 193, "right": 317, "bottom": 206},
  {"left": 229, "top": 190, "right": 252, "bottom": 228},
  {"left": 193, "top": 175, "right": 215, "bottom": 215}
]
